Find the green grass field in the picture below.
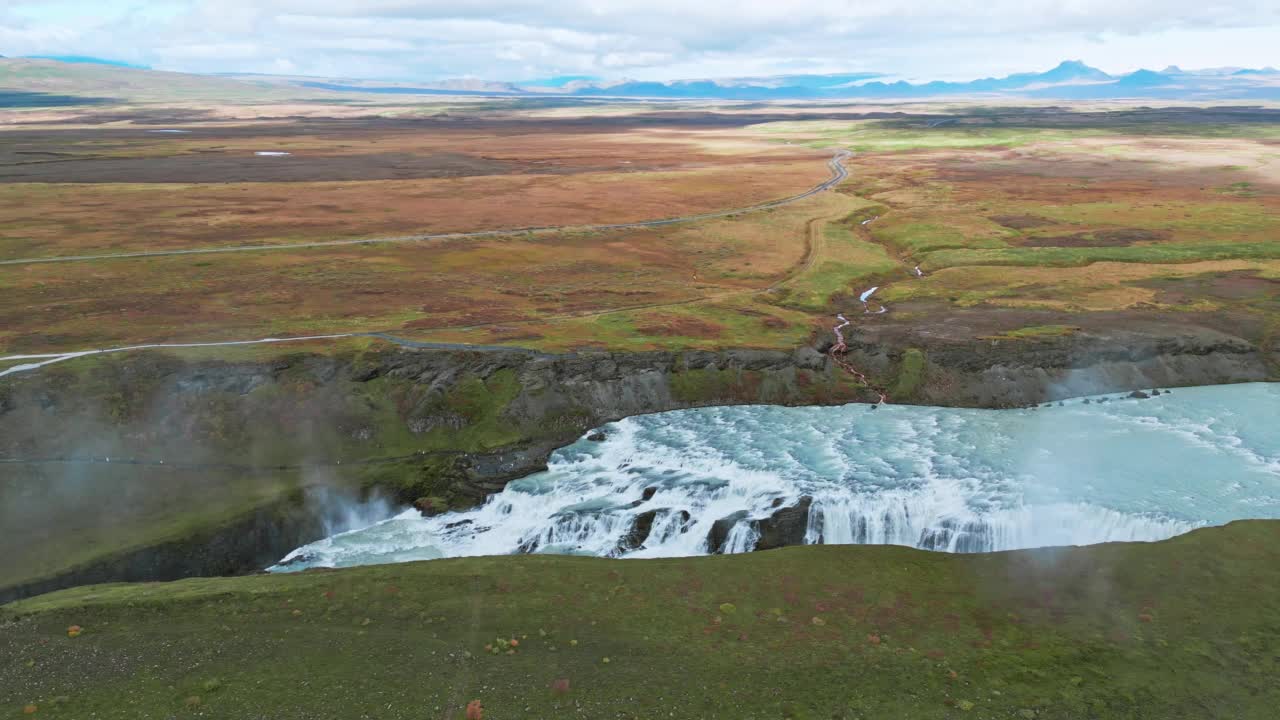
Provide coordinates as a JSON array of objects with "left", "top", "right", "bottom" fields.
[
  {"left": 922, "top": 242, "right": 1280, "bottom": 270},
  {"left": 768, "top": 206, "right": 902, "bottom": 312},
  {"left": 3, "top": 521, "right": 1278, "bottom": 719}
]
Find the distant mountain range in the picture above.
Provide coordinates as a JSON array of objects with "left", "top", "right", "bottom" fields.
[
  {"left": 24, "top": 55, "right": 150, "bottom": 69},
  {"left": 7, "top": 57, "right": 1280, "bottom": 101},
  {"left": 259, "top": 60, "right": 1280, "bottom": 100},
  {"left": 565, "top": 61, "right": 1280, "bottom": 100}
]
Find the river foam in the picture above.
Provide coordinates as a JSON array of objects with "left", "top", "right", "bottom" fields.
[{"left": 272, "top": 383, "right": 1280, "bottom": 571}]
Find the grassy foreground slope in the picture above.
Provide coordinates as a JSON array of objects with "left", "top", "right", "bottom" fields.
[{"left": 4, "top": 521, "right": 1279, "bottom": 719}]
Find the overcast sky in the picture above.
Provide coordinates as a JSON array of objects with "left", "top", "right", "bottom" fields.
[{"left": 3, "top": 0, "right": 1278, "bottom": 82}]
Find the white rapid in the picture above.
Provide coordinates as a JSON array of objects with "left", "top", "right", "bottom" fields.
[
  {"left": 859, "top": 285, "right": 887, "bottom": 314},
  {"left": 272, "top": 383, "right": 1280, "bottom": 572}
]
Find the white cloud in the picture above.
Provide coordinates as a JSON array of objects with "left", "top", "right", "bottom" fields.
[{"left": 2, "top": 0, "right": 1278, "bottom": 80}]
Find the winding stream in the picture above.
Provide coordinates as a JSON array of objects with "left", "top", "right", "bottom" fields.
[{"left": 273, "top": 382, "right": 1280, "bottom": 571}]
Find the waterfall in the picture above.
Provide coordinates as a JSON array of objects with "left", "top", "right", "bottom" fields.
[{"left": 271, "top": 383, "right": 1280, "bottom": 572}]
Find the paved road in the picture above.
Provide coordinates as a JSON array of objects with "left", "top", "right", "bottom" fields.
[
  {"left": 0, "top": 334, "right": 356, "bottom": 379},
  {"left": 0, "top": 152, "right": 852, "bottom": 267}
]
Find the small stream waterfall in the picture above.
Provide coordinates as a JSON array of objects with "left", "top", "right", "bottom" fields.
[{"left": 273, "top": 383, "right": 1280, "bottom": 571}]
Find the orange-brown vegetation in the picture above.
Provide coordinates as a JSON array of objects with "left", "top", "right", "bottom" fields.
[{"left": 0, "top": 119, "right": 826, "bottom": 259}]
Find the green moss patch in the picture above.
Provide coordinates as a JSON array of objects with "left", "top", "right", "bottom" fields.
[
  {"left": 891, "top": 348, "right": 927, "bottom": 400},
  {"left": 670, "top": 368, "right": 766, "bottom": 404},
  {"left": 986, "top": 325, "right": 1083, "bottom": 341},
  {"left": 923, "top": 241, "right": 1280, "bottom": 270},
  {"left": 770, "top": 212, "right": 900, "bottom": 312}
]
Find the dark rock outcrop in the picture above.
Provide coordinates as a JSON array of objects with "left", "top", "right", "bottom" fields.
[
  {"left": 844, "top": 316, "right": 1269, "bottom": 408},
  {"left": 618, "top": 510, "right": 659, "bottom": 553},
  {"left": 707, "top": 511, "right": 751, "bottom": 553},
  {"left": 756, "top": 497, "right": 814, "bottom": 551},
  {"left": 618, "top": 508, "right": 693, "bottom": 554},
  {"left": 707, "top": 497, "right": 814, "bottom": 553}
]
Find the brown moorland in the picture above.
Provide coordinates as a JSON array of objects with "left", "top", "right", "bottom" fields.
[
  {"left": 2, "top": 104, "right": 1278, "bottom": 360},
  {"left": 0, "top": 118, "right": 830, "bottom": 259},
  {"left": 413, "top": 128, "right": 1280, "bottom": 353},
  {"left": 0, "top": 190, "right": 857, "bottom": 353}
]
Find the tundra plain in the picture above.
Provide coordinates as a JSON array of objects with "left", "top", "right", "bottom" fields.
[{"left": 1, "top": 101, "right": 1277, "bottom": 358}]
